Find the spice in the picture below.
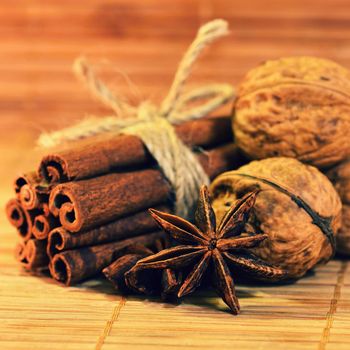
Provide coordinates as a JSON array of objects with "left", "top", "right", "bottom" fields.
[
  {"left": 14, "top": 171, "right": 41, "bottom": 196},
  {"left": 103, "top": 236, "right": 181, "bottom": 297},
  {"left": 233, "top": 56, "right": 350, "bottom": 168},
  {"left": 5, "top": 198, "right": 40, "bottom": 241},
  {"left": 336, "top": 205, "right": 350, "bottom": 255},
  {"left": 6, "top": 199, "right": 26, "bottom": 231},
  {"left": 50, "top": 231, "right": 164, "bottom": 285},
  {"left": 32, "top": 214, "right": 59, "bottom": 240},
  {"left": 14, "top": 172, "right": 51, "bottom": 210},
  {"left": 47, "top": 205, "right": 169, "bottom": 258},
  {"left": 326, "top": 159, "right": 350, "bottom": 255},
  {"left": 126, "top": 186, "right": 286, "bottom": 315},
  {"left": 48, "top": 144, "right": 244, "bottom": 232},
  {"left": 210, "top": 157, "right": 342, "bottom": 278},
  {"left": 104, "top": 253, "right": 150, "bottom": 293},
  {"left": 5, "top": 20, "right": 243, "bottom": 294},
  {"left": 15, "top": 242, "right": 27, "bottom": 265},
  {"left": 17, "top": 239, "right": 49, "bottom": 270},
  {"left": 49, "top": 169, "right": 171, "bottom": 232},
  {"left": 6, "top": 120, "right": 243, "bottom": 281},
  {"left": 39, "top": 116, "right": 233, "bottom": 183}
]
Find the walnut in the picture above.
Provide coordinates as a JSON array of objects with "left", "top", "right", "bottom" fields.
[
  {"left": 233, "top": 56, "right": 350, "bottom": 168},
  {"left": 210, "top": 157, "right": 342, "bottom": 279},
  {"left": 336, "top": 205, "right": 350, "bottom": 256},
  {"left": 326, "top": 159, "right": 350, "bottom": 255},
  {"left": 327, "top": 159, "right": 350, "bottom": 203}
]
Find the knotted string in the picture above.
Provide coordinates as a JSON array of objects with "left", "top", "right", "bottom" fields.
[{"left": 37, "top": 19, "right": 235, "bottom": 218}]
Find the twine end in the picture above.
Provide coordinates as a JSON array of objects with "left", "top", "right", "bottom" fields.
[
  {"left": 37, "top": 133, "right": 57, "bottom": 149},
  {"left": 198, "top": 19, "right": 229, "bottom": 37}
]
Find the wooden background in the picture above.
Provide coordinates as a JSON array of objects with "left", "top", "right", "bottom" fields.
[{"left": 0, "top": 0, "right": 350, "bottom": 349}]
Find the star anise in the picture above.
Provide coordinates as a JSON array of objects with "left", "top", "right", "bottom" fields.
[{"left": 126, "top": 185, "right": 287, "bottom": 314}]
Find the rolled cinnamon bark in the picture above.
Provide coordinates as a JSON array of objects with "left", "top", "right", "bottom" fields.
[
  {"left": 20, "top": 183, "right": 51, "bottom": 210},
  {"left": 39, "top": 116, "right": 232, "bottom": 183},
  {"left": 47, "top": 205, "right": 168, "bottom": 258},
  {"left": 24, "top": 239, "right": 49, "bottom": 269},
  {"left": 14, "top": 171, "right": 41, "bottom": 195},
  {"left": 5, "top": 199, "right": 39, "bottom": 241},
  {"left": 48, "top": 144, "right": 244, "bottom": 232},
  {"left": 6, "top": 199, "right": 25, "bottom": 229},
  {"left": 19, "top": 184, "right": 41, "bottom": 210},
  {"left": 124, "top": 236, "right": 182, "bottom": 297},
  {"left": 15, "top": 242, "right": 27, "bottom": 264},
  {"left": 124, "top": 260, "right": 183, "bottom": 297},
  {"left": 49, "top": 168, "right": 171, "bottom": 231},
  {"left": 103, "top": 253, "right": 149, "bottom": 293},
  {"left": 42, "top": 203, "right": 51, "bottom": 217},
  {"left": 50, "top": 231, "right": 164, "bottom": 285},
  {"left": 33, "top": 214, "right": 60, "bottom": 240},
  {"left": 16, "top": 239, "right": 49, "bottom": 270},
  {"left": 104, "top": 236, "right": 181, "bottom": 297},
  {"left": 14, "top": 171, "right": 52, "bottom": 210},
  {"left": 197, "top": 143, "right": 246, "bottom": 179}
]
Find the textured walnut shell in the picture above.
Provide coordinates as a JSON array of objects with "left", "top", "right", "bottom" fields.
[
  {"left": 337, "top": 205, "right": 350, "bottom": 256},
  {"left": 234, "top": 56, "right": 350, "bottom": 168},
  {"left": 327, "top": 159, "right": 350, "bottom": 203},
  {"left": 210, "top": 157, "right": 342, "bottom": 279},
  {"left": 326, "top": 159, "right": 350, "bottom": 255}
]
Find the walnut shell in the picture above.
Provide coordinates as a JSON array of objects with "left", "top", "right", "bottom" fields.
[
  {"left": 337, "top": 205, "right": 350, "bottom": 256},
  {"left": 326, "top": 159, "right": 350, "bottom": 255},
  {"left": 327, "top": 159, "right": 350, "bottom": 203},
  {"left": 210, "top": 157, "right": 342, "bottom": 279},
  {"left": 234, "top": 56, "right": 350, "bottom": 168}
]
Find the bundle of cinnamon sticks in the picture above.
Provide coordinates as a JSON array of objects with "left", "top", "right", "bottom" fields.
[{"left": 6, "top": 116, "right": 245, "bottom": 291}]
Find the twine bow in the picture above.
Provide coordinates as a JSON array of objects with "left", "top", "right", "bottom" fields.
[{"left": 38, "top": 19, "right": 235, "bottom": 218}]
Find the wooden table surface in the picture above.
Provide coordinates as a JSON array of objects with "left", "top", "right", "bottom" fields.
[{"left": 1, "top": 1, "right": 350, "bottom": 349}]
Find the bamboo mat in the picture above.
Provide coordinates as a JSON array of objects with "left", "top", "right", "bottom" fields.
[
  {"left": 1, "top": 228, "right": 349, "bottom": 350},
  {"left": 1, "top": 0, "right": 350, "bottom": 349}
]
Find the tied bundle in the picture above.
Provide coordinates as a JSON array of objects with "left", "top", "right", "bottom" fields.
[
  {"left": 38, "top": 18, "right": 234, "bottom": 219},
  {"left": 6, "top": 19, "right": 246, "bottom": 289}
]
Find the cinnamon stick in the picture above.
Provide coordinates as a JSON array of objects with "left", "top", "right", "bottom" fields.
[
  {"left": 41, "top": 203, "right": 51, "bottom": 217},
  {"left": 49, "top": 168, "right": 171, "bottom": 231},
  {"left": 33, "top": 214, "right": 60, "bottom": 240},
  {"left": 197, "top": 143, "right": 246, "bottom": 179},
  {"left": 14, "top": 172, "right": 52, "bottom": 210},
  {"left": 16, "top": 239, "right": 49, "bottom": 270},
  {"left": 47, "top": 205, "right": 169, "bottom": 258},
  {"left": 6, "top": 199, "right": 25, "bottom": 229},
  {"left": 104, "top": 236, "right": 181, "bottom": 297},
  {"left": 39, "top": 116, "right": 232, "bottom": 183},
  {"left": 14, "top": 171, "right": 41, "bottom": 196},
  {"left": 103, "top": 253, "right": 150, "bottom": 293},
  {"left": 5, "top": 199, "right": 39, "bottom": 241},
  {"left": 49, "top": 231, "right": 164, "bottom": 285},
  {"left": 24, "top": 239, "right": 49, "bottom": 269},
  {"left": 20, "top": 183, "right": 51, "bottom": 210},
  {"left": 48, "top": 144, "right": 244, "bottom": 232},
  {"left": 15, "top": 242, "right": 27, "bottom": 265}
]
